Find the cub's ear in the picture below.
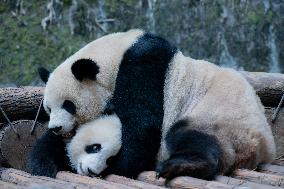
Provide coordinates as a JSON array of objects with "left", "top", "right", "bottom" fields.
[
  {"left": 38, "top": 67, "right": 50, "bottom": 83},
  {"left": 71, "top": 59, "right": 100, "bottom": 81}
]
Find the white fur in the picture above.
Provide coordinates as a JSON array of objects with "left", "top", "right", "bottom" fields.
[
  {"left": 67, "top": 114, "right": 122, "bottom": 175},
  {"left": 159, "top": 51, "right": 275, "bottom": 171}
]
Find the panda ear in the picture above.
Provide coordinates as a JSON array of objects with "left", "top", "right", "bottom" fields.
[
  {"left": 71, "top": 59, "right": 100, "bottom": 81},
  {"left": 38, "top": 67, "right": 50, "bottom": 83}
]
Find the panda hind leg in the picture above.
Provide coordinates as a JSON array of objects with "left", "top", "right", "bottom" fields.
[{"left": 156, "top": 120, "right": 225, "bottom": 181}]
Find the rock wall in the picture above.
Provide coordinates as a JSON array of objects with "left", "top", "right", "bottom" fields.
[{"left": 0, "top": 0, "right": 283, "bottom": 85}]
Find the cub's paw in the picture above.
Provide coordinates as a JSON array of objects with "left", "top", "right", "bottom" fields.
[{"left": 156, "top": 155, "right": 216, "bottom": 181}]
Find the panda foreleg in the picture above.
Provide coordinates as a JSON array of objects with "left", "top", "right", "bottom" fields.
[
  {"left": 156, "top": 120, "right": 225, "bottom": 181},
  {"left": 27, "top": 130, "right": 72, "bottom": 177}
]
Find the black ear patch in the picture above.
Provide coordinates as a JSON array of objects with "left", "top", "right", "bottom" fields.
[
  {"left": 71, "top": 59, "right": 100, "bottom": 81},
  {"left": 38, "top": 67, "right": 50, "bottom": 83}
]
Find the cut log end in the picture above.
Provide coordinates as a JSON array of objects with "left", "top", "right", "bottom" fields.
[{"left": 1, "top": 120, "right": 47, "bottom": 171}]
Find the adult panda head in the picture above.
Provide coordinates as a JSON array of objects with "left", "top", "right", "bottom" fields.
[
  {"left": 66, "top": 113, "right": 122, "bottom": 176},
  {"left": 38, "top": 29, "right": 144, "bottom": 133}
]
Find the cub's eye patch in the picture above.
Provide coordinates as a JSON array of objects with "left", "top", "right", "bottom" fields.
[
  {"left": 62, "top": 100, "right": 76, "bottom": 115},
  {"left": 85, "top": 144, "right": 102, "bottom": 154}
]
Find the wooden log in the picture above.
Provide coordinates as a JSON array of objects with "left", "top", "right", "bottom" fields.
[
  {"left": 137, "top": 171, "right": 238, "bottom": 189},
  {"left": 0, "top": 168, "right": 76, "bottom": 189},
  {"left": 137, "top": 171, "right": 165, "bottom": 187},
  {"left": 106, "top": 174, "right": 164, "bottom": 189},
  {"left": 216, "top": 175, "right": 282, "bottom": 189},
  {"left": 0, "top": 180, "right": 27, "bottom": 189},
  {"left": 56, "top": 171, "right": 135, "bottom": 189},
  {"left": 257, "top": 164, "right": 284, "bottom": 176},
  {"left": 0, "top": 168, "right": 125, "bottom": 189},
  {"left": 0, "top": 72, "right": 283, "bottom": 123},
  {"left": 0, "top": 87, "right": 48, "bottom": 124},
  {"left": 0, "top": 120, "right": 47, "bottom": 171},
  {"left": 241, "top": 71, "right": 284, "bottom": 107},
  {"left": 233, "top": 169, "right": 284, "bottom": 187}
]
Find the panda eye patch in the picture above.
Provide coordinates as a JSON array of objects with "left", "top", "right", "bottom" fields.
[
  {"left": 85, "top": 144, "right": 102, "bottom": 154},
  {"left": 62, "top": 100, "right": 76, "bottom": 115}
]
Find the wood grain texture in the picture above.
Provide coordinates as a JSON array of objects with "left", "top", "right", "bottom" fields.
[
  {"left": 257, "top": 164, "right": 284, "bottom": 176},
  {"left": 1, "top": 120, "right": 47, "bottom": 171},
  {"left": 0, "top": 87, "right": 48, "bottom": 124},
  {"left": 233, "top": 169, "right": 284, "bottom": 187},
  {"left": 137, "top": 171, "right": 239, "bottom": 189},
  {"left": 241, "top": 71, "right": 284, "bottom": 107},
  {"left": 106, "top": 174, "right": 165, "bottom": 189},
  {"left": 216, "top": 175, "right": 282, "bottom": 189},
  {"left": 56, "top": 171, "right": 135, "bottom": 189}
]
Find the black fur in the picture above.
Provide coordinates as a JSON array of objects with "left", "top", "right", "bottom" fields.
[
  {"left": 71, "top": 59, "right": 100, "bottom": 81},
  {"left": 27, "top": 130, "right": 72, "bottom": 178},
  {"left": 102, "top": 33, "right": 177, "bottom": 178},
  {"left": 38, "top": 67, "right": 50, "bottom": 83},
  {"left": 156, "top": 119, "right": 224, "bottom": 180},
  {"left": 62, "top": 100, "right": 76, "bottom": 115}
]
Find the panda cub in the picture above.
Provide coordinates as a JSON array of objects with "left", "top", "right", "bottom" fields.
[{"left": 67, "top": 112, "right": 121, "bottom": 176}]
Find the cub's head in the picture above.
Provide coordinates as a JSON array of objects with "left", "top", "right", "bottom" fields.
[
  {"left": 66, "top": 113, "right": 122, "bottom": 176},
  {"left": 39, "top": 29, "right": 143, "bottom": 133}
]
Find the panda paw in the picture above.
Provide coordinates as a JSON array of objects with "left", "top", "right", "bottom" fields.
[{"left": 156, "top": 155, "right": 216, "bottom": 181}]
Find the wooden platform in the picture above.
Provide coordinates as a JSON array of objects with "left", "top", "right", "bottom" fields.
[{"left": 1, "top": 160, "right": 284, "bottom": 189}]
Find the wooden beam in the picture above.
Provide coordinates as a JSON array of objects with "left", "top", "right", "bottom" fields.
[
  {"left": 233, "top": 169, "right": 284, "bottom": 187},
  {"left": 56, "top": 171, "right": 135, "bottom": 189},
  {"left": 0, "top": 168, "right": 87, "bottom": 189},
  {"left": 106, "top": 174, "right": 164, "bottom": 189},
  {"left": 0, "top": 180, "right": 27, "bottom": 189},
  {"left": 257, "top": 164, "right": 284, "bottom": 176},
  {"left": 216, "top": 175, "right": 282, "bottom": 189},
  {"left": 137, "top": 171, "right": 236, "bottom": 189}
]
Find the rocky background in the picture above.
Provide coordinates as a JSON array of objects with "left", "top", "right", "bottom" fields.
[{"left": 0, "top": 0, "right": 283, "bottom": 86}]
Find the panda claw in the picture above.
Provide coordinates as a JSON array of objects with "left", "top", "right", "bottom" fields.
[
  {"left": 88, "top": 168, "right": 98, "bottom": 177},
  {"left": 156, "top": 172, "right": 160, "bottom": 179}
]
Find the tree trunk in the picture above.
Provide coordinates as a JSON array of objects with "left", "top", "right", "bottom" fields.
[
  {"left": 1, "top": 72, "right": 284, "bottom": 124},
  {"left": 0, "top": 87, "right": 49, "bottom": 125},
  {"left": 241, "top": 71, "right": 284, "bottom": 107}
]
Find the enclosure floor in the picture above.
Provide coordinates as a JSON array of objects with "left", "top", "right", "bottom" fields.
[{"left": 1, "top": 160, "right": 284, "bottom": 189}]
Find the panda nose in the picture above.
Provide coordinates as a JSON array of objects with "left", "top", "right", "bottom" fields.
[{"left": 50, "top": 126, "right": 62, "bottom": 134}]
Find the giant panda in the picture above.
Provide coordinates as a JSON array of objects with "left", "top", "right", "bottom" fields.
[{"left": 29, "top": 29, "right": 275, "bottom": 180}]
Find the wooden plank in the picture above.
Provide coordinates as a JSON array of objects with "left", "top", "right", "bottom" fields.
[
  {"left": 137, "top": 171, "right": 240, "bottom": 189},
  {"left": 0, "top": 168, "right": 90, "bottom": 189},
  {"left": 106, "top": 174, "right": 165, "bottom": 189},
  {"left": 257, "top": 164, "right": 284, "bottom": 176},
  {"left": 0, "top": 180, "right": 27, "bottom": 189},
  {"left": 137, "top": 171, "right": 166, "bottom": 187},
  {"left": 233, "top": 169, "right": 284, "bottom": 187},
  {"left": 216, "top": 175, "right": 282, "bottom": 189},
  {"left": 56, "top": 171, "right": 135, "bottom": 189}
]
